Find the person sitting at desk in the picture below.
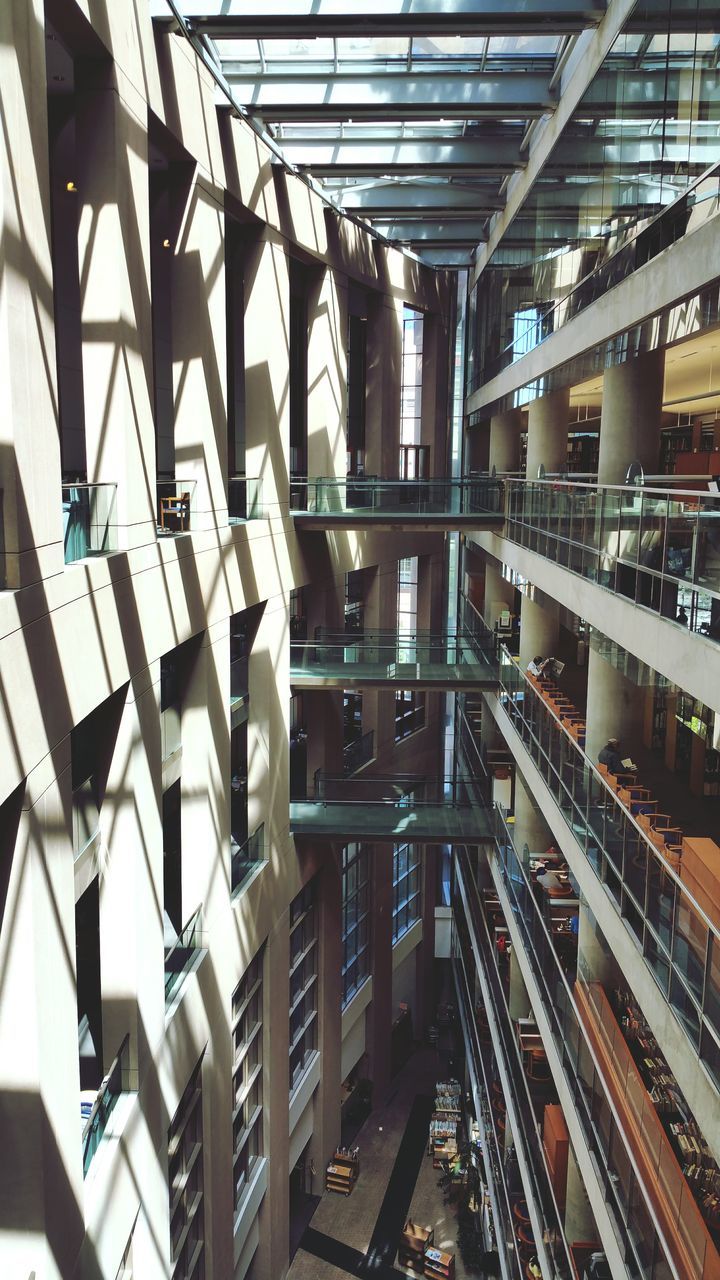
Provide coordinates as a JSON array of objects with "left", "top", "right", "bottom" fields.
[
  {"left": 535, "top": 863, "right": 564, "bottom": 891},
  {"left": 527, "top": 654, "right": 551, "bottom": 678},
  {"left": 598, "top": 737, "right": 636, "bottom": 776}
]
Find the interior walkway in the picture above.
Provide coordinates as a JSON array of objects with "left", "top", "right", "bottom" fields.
[{"left": 288, "top": 1049, "right": 483, "bottom": 1280}]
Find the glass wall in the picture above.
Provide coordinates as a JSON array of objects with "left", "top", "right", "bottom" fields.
[
  {"left": 289, "top": 881, "right": 318, "bottom": 1093},
  {"left": 342, "top": 843, "right": 371, "bottom": 1007},
  {"left": 232, "top": 950, "right": 263, "bottom": 1218},
  {"left": 393, "top": 843, "right": 422, "bottom": 943}
]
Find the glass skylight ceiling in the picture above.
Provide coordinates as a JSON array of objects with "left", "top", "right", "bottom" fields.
[{"left": 153, "top": 3, "right": 720, "bottom": 269}]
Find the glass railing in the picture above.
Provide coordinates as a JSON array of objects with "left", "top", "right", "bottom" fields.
[
  {"left": 474, "top": 163, "right": 720, "bottom": 387},
  {"left": 156, "top": 480, "right": 197, "bottom": 535},
  {"left": 291, "top": 626, "right": 497, "bottom": 676},
  {"left": 228, "top": 475, "right": 264, "bottom": 521},
  {"left": 454, "top": 847, "right": 571, "bottom": 1280},
  {"left": 230, "top": 656, "right": 249, "bottom": 703},
  {"left": 231, "top": 824, "right": 264, "bottom": 896},
  {"left": 489, "top": 811, "right": 698, "bottom": 1280},
  {"left": 62, "top": 483, "right": 117, "bottom": 564},
  {"left": 82, "top": 1034, "right": 132, "bottom": 1177},
  {"left": 505, "top": 477, "right": 720, "bottom": 641},
  {"left": 164, "top": 907, "right": 204, "bottom": 1004},
  {"left": 343, "top": 729, "right": 374, "bottom": 776},
  {"left": 161, "top": 704, "right": 181, "bottom": 762},
  {"left": 72, "top": 778, "right": 99, "bottom": 858},
  {"left": 452, "top": 926, "right": 525, "bottom": 1280},
  {"left": 493, "top": 646, "right": 720, "bottom": 1087},
  {"left": 291, "top": 476, "right": 504, "bottom": 516},
  {"left": 312, "top": 771, "right": 486, "bottom": 809}
]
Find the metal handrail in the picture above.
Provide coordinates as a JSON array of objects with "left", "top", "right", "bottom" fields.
[{"left": 81, "top": 1033, "right": 130, "bottom": 1177}]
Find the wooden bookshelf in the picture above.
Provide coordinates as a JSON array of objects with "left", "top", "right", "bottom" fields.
[
  {"left": 424, "top": 1245, "right": 455, "bottom": 1279},
  {"left": 399, "top": 1221, "right": 433, "bottom": 1273},
  {"left": 325, "top": 1152, "right": 359, "bottom": 1196}
]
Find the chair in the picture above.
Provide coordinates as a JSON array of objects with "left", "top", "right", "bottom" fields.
[{"left": 160, "top": 491, "right": 191, "bottom": 532}]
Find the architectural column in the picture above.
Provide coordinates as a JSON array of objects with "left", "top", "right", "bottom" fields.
[
  {"left": 0, "top": 758, "right": 82, "bottom": 1278},
  {"left": 584, "top": 647, "right": 646, "bottom": 767},
  {"left": 489, "top": 408, "right": 523, "bottom": 474},
  {"left": 306, "top": 266, "right": 347, "bottom": 480},
  {"left": 310, "top": 854, "right": 342, "bottom": 1181},
  {"left": 248, "top": 595, "right": 289, "bottom": 857},
  {"left": 564, "top": 1141, "right": 596, "bottom": 1244},
  {"left": 577, "top": 899, "right": 617, "bottom": 987},
  {"left": 525, "top": 387, "right": 570, "bottom": 478},
  {"left": 513, "top": 770, "right": 550, "bottom": 862},
  {"left": 508, "top": 949, "right": 532, "bottom": 1021},
  {"left": 100, "top": 668, "right": 164, "bottom": 1079},
  {"left": 519, "top": 593, "right": 560, "bottom": 670},
  {"left": 262, "top": 920, "right": 291, "bottom": 1280},
  {"left": 483, "top": 560, "right": 514, "bottom": 631},
  {"left": 76, "top": 69, "right": 157, "bottom": 549},
  {"left": 465, "top": 422, "right": 489, "bottom": 473},
  {"left": 365, "top": 293, "right": 402, "bottom": 476},
  {"left": 243, "top": 232, "right": 290, "bottom": 511},
  {"left": 367, "top": 845, "right": 394, "bottom": 1103},
  {"left": 421, "top": 309, "right": 451, "bottom": 468},
  {"left": 0, "top": 0, "right": 64, "bottom": 587},
  {"left": 171, "top": 177, "right": 228, "bottom": 530},
  {"left": 597, "top": 349, "right": 665, "bottom": 485}
]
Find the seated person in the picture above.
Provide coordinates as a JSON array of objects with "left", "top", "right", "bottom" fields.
[
  {"left": 535, "top": 863, "right": 564, "bottom": 891},
  {"left": 526, "top": 654, "right": 551, "bottom": 678},
  {"left": 598, "top": 737, "right": 636, "bottom": 775}
]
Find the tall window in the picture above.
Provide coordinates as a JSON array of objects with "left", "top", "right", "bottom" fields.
[
  {"left": 401, "top": 307, "right": 423, "bottom": 456},
  {"left": 232, "top": 950, "right": 263, "bottom": 1217},
  {"left": 396, "top": 556, "right": 425, "bottom": 738},
  {"left": 393, "top": 844, "right": 421, "bottom": 944},
  {"left": 169, "top": 1058, "right": 205, "bottom": 1280},
  {"left": 342, "top": 844, "right": 371, "bottom": 1008},
  {"left": 289, "top": 882, "right": 318, "bottom": 1092}
]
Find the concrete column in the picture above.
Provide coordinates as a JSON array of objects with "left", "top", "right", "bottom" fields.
[
  {"left": 564, "top": 1141, "right": 596, "bottom": 1244},
  {"left": 243, "top": 233, "right": 290, "bottom": 511},
  {"left": 584, "top": 647, "right": 645, "bottom": 767},
  {"left": 597, "top": 349, "right": 665, "bottom": 485},
  {"left": 249, "top": 596, "right": 289, "bottom": 857},
  {"left": 577, "top": 899, "right": 617, "bottom": 987},
  {"left": 365, "top": 294, "right": 402, "bottom": 476},
  {"left": 307, "top": 266, "right": 347, "bottom": 481},
  {"left": 0, "top": 0, "right": 64, "bottom": 587},
  {"left": 261, "top": 919, "right": 291, "bottom": 1280},
  {"left": 489, "top": 408, "right": 523, "bottom": 474},
  {"left": 100, "top": 669, "right": 164, "bottom": 1079},
  {"left": 76, "top": 71, "right": 157, "bottom": 550},
  {"left": 508, "top": 948, "right": 532, "bottom": 1021},
  {"left": 172, "top": 178, "right": 228, "bottom": 530},
  {"left": 0, "top": 757, "right": 82, "bottom": 1279},
  {"left": 465, "top": 421, "right": 489, "bottom": 473},
  {"left": 483, "top": 560, "right": 515, "bottom": 631},
  {"left": 525, "top": 387, "right": 570, "bottom": 478},
  {"left": 180, "top": 621, "right": 231, "bottom": 925},
  {"left": 513, "top": 769, "right": 551, "bottom": 862},
  {"left": 519, "top": 593, "right": 560, "bottom": 670}
]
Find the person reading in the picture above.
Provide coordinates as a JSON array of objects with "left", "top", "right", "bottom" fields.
[
  {"left": 527, "top": 655, "right": 550, "bottom": 678},
  {"left": 598, "top": 737, "right": 636, "bottom": 775}
]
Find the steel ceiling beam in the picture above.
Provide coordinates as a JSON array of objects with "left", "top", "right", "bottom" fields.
[
  {"left": 337, "top": 183, "right": 505, "bottom": 215},
  {"left": 277, "top": 134, "right": 719, "bottom": 176},
  {"left": 161, "top": 1, "right": 606, "bottom": 39},
  {"left": 223, "top": 70, "right": 554, "bottom": 120},
  {"left": 371, "top": 219, "right": 490, "bottom": 243}
]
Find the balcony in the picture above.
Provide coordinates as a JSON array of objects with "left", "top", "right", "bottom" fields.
[
  {"left": 164, "top": 907, "right": 204, "bottom": 1005},
  {"left": 81, "top": 1034, "right": 133, "bottom": 1177},
  {"left": 228, "top": 475, "right": 263, "bottom": 522},
  {"left": 290, "top": 773, "right": 493, "bottom": 844},
  {"left": 491, "top": 647, "right": 720, "bottom": 1088},
  {"left": 231, "top": 824, "right": 264, "bottom": 896},
  {"left": 290, "top": 476, "right": 504, "bottom": 530},
  {"left": 505, "top": 477, "right": 720, "bottom": 643},
  {"left": 62, "top": 483, "right": 117, "bottom": 564},
  {"left": 156, "top": 480, "right": 197, "bottom": 536},
  {"left": 231, "top": 655, "right": 249, "bottom": 728},
  {"left": 290, "top": 627, "right": 498, "bottom": 690}
]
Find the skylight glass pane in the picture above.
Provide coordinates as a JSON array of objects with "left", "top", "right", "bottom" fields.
[
  {"left": 217, "top": 39, "right": 261, "bottom": 61},
  {"left": 411, "top": 37, "right": 489, "bottom": 58},
  {"left": 261, "top": 38, "right": 334, "bottom": 61},
  {"left": 335, "top": 38, "right": 409, "bottom": 61},
  {"left": 487, "top": 35, "right": 561, "bottom": 57}
]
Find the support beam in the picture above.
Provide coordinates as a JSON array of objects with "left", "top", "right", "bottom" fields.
[
  {"left": 224, "top": 71, "right": 555, "bottom": 120},
  {"left": 337, "top": 183, "right": 505, "bottom": 217},
  {"left": 159, "top": 2, "right": 606, "bottom": 39},
  {"left": 372, "top": 219, "right": 490, "bottom": 243}
]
